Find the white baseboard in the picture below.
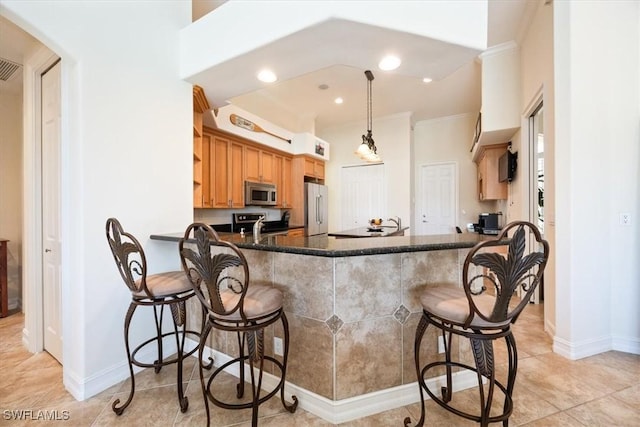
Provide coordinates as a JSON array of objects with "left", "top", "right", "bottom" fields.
[
  {"left": 553, "top": 334, "right": 612, "bottom": 360},
  {"left": 544, "top": 318, "right": 556, "bottom": 337},
  {"left": 612, "top": 335, "right": 640, "bottom": 355},
  {"left": 193, "top": 338, "right": 479, "bottom": 424},
  {"left": 70, "top": 339, "right": 199, "bottom": 400}
]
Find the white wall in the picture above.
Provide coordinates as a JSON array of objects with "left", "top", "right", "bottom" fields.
[
  {"left": 0, "top": 89, "right": 23, "bottom": 309},
  {"left": 1, "top": 0, "right": 194, "bottom": 399},
  {"left": 413, "top": 113, "right": 486, "bottom": 230},
  {"left": 319, "top": 113, "right": 411, "bottom": 233},
  {"left": 554, "top": 1, "right": 640, "bottom": 358},
  {"left": 515, "top": 0, "right": 556, "bottom": 333}
]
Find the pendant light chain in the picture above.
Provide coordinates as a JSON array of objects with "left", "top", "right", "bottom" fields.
[{"left": 367, "top": 76, "right": 372, "bottom": 132}]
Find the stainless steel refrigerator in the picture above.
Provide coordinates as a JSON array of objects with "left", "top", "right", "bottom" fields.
[{"left": 304, "top": 182, "right": 328, "bottom": 236}]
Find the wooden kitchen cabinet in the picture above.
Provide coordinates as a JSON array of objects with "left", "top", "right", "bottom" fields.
[
  {"left": 202, "top": 127, "right": 293, "bottom": 209},
  {"left": 289, "top": 155, "right": 326, "bottom": 226},
  {"left": 476, "top": 144, "right": 508, "bottom": 201},
  {"left": 245, "top": 146, "right": 276, "bottom": 183},
  {"left": 272, "top": 155, "right": 294, "bottom": 208},
  {"left": 280, "top": 157, "right": 293, "bottom": 208},
  {"left": 208, "top": 130, "right": 245, "bottom": 208},
  {"left": 193, "top": 86, "right": 209, "bottom": 208},
  {"left": 303, "top": 156, "right": 325, "bottom": 180},
  {"left": 199, "top": 132, "right": 212, "bottom": 207},
  {"left": 287, "top": 228, "right": 304, "bottom": 237}
]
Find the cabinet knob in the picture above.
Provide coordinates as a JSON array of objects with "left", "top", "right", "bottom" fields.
[{"left": 45, "top": 249, "right": 52, "bottom": 253}]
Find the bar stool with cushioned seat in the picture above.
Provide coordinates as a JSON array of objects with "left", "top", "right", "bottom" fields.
[
  {"left": 105, "top": 217, "right": 209, "bottom": 415},
  {"left": 405, "top": 221, "right": 549, "bottom": 427},
  {"left": 179, "top": 223, "right": 298, "bottom": 427}
]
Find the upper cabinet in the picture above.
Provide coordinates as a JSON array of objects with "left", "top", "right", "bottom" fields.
[
  {"left": 245, "top": 145, "right": 277, "bottom": 184},
  {"left": 208, "top": 131, "right": 245, "bottom": 209},
  {"left": 476, "top": 144, "right": 508, "bottom": 201},
  {"left": 472, "top": 42, "right": 521, "bottom": 158},
  {"left": 289, "top": 155, "right": 326, "bottom": 226},
  {"left": 196, "top": 127, "right": 297, "bottom": 209},
  {"left": 193, "top": 86, "right": 210, "bottom": 208},
  {"left": 303, "top": 156, "right": 325, "bottom": 180},
  {"left": 280, "top": 157, "right": 293, "bottom": 208}
]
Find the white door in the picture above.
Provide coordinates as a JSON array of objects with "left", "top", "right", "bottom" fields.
[
  {"left": 528, "top": 102, "right": 544, "bottom": 304},
  {"left": 42, "top": 61, "right": 62, "bottom": 363},
  {"left": 340, "top": 164, "right": 385, "bottom": 229},
  {"left": 417, "top": 163, "right": 457, "bottom": 235}
]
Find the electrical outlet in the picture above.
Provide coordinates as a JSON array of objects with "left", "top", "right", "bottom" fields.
[
  {"left": 273, "top": 337, "right": 283, "bottom": 356},
  {"left": 620, "top": 213, "right": 631, "bottom": 226},
  {"left": 438, "top": 336, "right": 445, "bottom": 354}
]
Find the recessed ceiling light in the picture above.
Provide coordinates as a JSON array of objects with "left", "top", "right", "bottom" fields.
[
  {"left": 422, "top": 77, "right": 433, "bottom": 83},
  {"left": 334, "top": 97, "right": 343, "bottom": 104},
  {"left": 257, "top": 69, "right": 277, "bottom": 83},
  {"left": 378, "top": 55, "right": 401, "bottom": 71}
]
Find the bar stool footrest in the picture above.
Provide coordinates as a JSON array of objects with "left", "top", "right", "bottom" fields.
[{"left": 419, "top": 360, "right": 513, "bottom": 424}]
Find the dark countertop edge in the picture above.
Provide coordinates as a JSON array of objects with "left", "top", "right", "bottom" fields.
[
  {"left": 149, "top": 233, "right": 495, "bottom": 258},
  {"left": 240, "top": 241, "right": 481, "bottom": 257}
]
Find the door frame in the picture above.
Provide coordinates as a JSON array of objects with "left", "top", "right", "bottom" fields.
[
  {"left": 23, "top": 46, "right": 60, "bottom": 354},
  {"left": 521, "top": 88, "right": 544, "bottom": 304},
  {"left": 520, "top": 88, "right": 543, "bottom": 225}
]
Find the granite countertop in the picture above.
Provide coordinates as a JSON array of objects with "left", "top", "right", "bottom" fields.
[
  {"left": 328, "top": 226, "right": 409, "bottom": 238},
  {"left": 150, "top": 230, "right": 503, "bottom": 258}
]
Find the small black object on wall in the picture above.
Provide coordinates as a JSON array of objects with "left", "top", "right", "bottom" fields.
[{"left": 499, "top": 150, "right": 517, "bottom": 182}]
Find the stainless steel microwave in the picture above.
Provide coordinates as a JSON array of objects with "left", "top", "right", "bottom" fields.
[{"left": 245, "top": 181, "right": 277, "bottom": 206}]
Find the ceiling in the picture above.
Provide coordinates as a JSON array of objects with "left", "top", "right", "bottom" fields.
[
  {"left": 0, "top": 1, "right": 538, "bottom": 131},
  {"left": 192, "top": 0, "right": 539, "bottom": 132}
]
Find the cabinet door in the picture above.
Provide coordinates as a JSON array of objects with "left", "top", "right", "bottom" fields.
[
  {"left": 244, "top": 145, "right": 261, "bottom": 182},
  {"left": 477, "top": 153, "right": 487, "bottom": 201},
  {"left": 287, "top": 228, "right": 304, "bottom": 237},
  {"left": 476, "top": 146, "right": 507, "bottom": 201},
  {"left": 303, "top": 156, "right": 325, "bottom": 179},
  {"left": 273, "top": 155, "right": 284, "bottom": 207},
  {"left": 314, "top": 160, "right": 325, "bottom": 179},
  {"left": 211, "top": 136, "right": 232, "bottom": 208},
  {"left": 260, "top": 151, "right": 276, "bottom": 183},
  {"left": 303, "top": 157, "right": 315, "bottom": 177},
  {"left": 281, "top": 157, "right": 292, "bottom": 208},
  {"left": 229, "top": 142, "right": 244, "bottom": 207}
]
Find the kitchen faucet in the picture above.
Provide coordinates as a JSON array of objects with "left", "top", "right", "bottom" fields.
[
  {"left": 253, "top": 216, "right": 265, "bottom": 242},
  {"left": 388, "top": 216, "right": 401, "bottom": 230}
]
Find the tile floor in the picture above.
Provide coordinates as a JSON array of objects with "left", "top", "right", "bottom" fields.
[{"left": 1, "top": 304, "right": 639, "bottom": 426}]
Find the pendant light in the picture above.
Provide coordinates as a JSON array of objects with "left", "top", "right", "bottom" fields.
[{"left": 356, "top": 70, "right": 381, "bottom": 162}]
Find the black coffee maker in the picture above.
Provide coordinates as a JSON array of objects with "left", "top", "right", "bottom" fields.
[{"left": 476, "top": 212, "right": 503, "bottom": 235}]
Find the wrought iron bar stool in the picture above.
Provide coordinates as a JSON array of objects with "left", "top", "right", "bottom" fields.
[
  {"left": 179, "top": 223, "right": 298, "bottom": 427},
  {"left": 105, "top": 217, "right": 210, "bottom": 415},
  {"left": 405, "top": 221, "right": 549, "bottom": 427}
]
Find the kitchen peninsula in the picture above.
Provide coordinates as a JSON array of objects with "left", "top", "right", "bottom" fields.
[{"left": 150, "top": 231, "right": 496, "bottom": 423}]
